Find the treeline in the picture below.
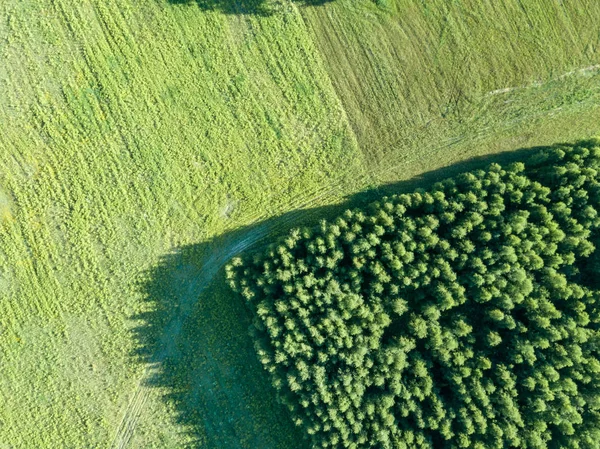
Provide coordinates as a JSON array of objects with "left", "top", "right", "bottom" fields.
[{"left": 227, "top": 140, "right": 600, "bottom": 449}]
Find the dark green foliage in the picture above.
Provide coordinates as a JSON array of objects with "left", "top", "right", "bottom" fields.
[{"left": 227, "top": 140, "right": 600, "bottom": 449}]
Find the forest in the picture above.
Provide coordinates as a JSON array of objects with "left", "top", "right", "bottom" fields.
[{"left": 228, "top": 140, "right": 600, "bottom": 449}]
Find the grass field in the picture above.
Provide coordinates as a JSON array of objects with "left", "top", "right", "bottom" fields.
[
  {"left": 1, "top": 0, "right": 599, "bottom": 448},
  {"left": 303, "top": 0, "right": 600, "bottom": 172}
]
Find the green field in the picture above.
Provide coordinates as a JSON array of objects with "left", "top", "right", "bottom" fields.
[{"left": 1, "top": 0, "right": 599, "bottom": 447}]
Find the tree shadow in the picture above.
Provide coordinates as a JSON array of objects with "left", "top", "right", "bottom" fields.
[
  {"left": 131, "top": 143, "right": 567, "bottom": 448},
  {"left": 167, "top": 0, "right": 334, "bottom": 17}
]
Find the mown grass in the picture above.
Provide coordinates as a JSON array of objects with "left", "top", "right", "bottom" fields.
[
  {"left": 302, "top": 0, "right": 600, "bottom": 175},
  {"left": 0, "top": 0, "right": 599, "bottom": 448}
]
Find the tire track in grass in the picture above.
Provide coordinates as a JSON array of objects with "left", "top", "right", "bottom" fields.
[{"left": 486, "top": 64, "right": 600, "bottom": 96}]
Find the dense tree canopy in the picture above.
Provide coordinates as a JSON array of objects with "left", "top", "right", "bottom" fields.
[{"left": 227, "top": 140, "right": 600, "bottom": 449}]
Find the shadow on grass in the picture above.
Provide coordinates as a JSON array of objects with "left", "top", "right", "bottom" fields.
[
  {"left": 167, "top": 0, "right": 334, "bottom": 16},
  {"left": 131, "top": 144, "right": 556, "bottom": 448}
]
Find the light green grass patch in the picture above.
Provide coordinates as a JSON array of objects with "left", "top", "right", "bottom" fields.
[{"left": 0, "top": 1, "right": 364, "bottom": 447}]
